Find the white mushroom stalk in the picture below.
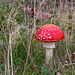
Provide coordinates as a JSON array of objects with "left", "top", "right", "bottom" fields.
[{"left": 43, "top": 42, "right": 55, "bottom": 64}]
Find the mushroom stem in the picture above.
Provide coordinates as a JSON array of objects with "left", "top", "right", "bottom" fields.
[
  {"left": 43, "top": 42, "right": 55, "bottom": 64},
  {"left": 46, "top": 48, "right": 53, "bottom": 64}
]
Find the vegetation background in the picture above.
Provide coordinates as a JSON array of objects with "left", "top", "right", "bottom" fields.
[{"left": 0, "top": 0, "right": 75, "bottom": 75}]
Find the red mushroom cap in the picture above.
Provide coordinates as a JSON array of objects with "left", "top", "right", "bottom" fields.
[{"left": 35, "top": 24, "right": 64, "bottom": 42}]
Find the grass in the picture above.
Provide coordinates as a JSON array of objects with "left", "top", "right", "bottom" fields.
[{"left": 0, "top": 0, "right": 75, "bottom": 75}]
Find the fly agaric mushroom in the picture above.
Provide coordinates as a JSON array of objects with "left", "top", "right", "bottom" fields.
[{"left": 35, "top": 24, "right": 64, "bottom": 64}]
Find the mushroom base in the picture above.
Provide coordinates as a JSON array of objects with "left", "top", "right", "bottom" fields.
[{"left": 43, "top": 42, "right": 55, "bottom": 49}]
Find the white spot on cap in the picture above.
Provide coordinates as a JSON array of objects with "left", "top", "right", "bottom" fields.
[
  {"left": 41, "top": 35, "right": 43, "bottom": 37},
  {"left": 39, "top": 34, "right": 41, "bottom": 36},
  {"left": 48, "top": 34, "right": 50, "bottom": 35},
  {"left": 43, "top": 38, "right": 45, "bottom": 39},
  {"left": 41, "top": 31, "right": 44, "bottom": 34},
  {"left": 41, "top": 38, "right": 42, "bottom": 40},
  {"left": 49, "top": 36, "right": 51, "bottom": 39},
  {"left": 39, "top": 38, "right": 40, "bottom": 39}
]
